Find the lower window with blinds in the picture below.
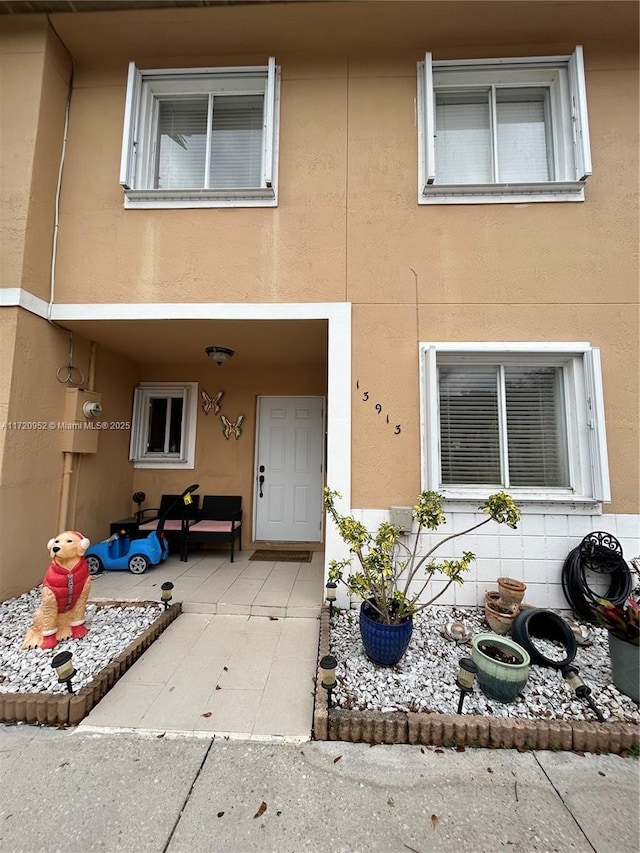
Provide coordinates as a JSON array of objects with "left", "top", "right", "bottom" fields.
[{"left": 421, "top": 344, "right": 610, "bottom": 503}]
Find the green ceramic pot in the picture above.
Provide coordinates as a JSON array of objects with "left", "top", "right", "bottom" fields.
[{"left": 472, "top": 633, "right": 530, "bottom": 703}]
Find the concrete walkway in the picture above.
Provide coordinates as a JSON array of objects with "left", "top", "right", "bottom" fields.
[
  {"left": 82, "top": 551, "right": 323, "bottom": 740},
  {"left": 79, "top": 613, "right": 319, "bottom": 740},
  {"left": 0, "top": 727, "right": 638, "bottom": 853}
]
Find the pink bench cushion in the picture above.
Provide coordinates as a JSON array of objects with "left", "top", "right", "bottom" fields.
[
  {"left": 139, "top": 519, "right": 187, "bottom": 531},
  {"left": 189, "top": 520, "right": 240, "bottom": 533}
]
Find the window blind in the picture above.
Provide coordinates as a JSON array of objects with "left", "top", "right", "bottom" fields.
[
  {"left": 210, "top": 95, "right": 264, "bottom": 188},
  {"left": 435, "top": 92, "right": 492, "bottom": 184},
  {"left": 496, "top": 90, "right": 551, "bottom": 182},
  {"left": 505, "top": 366, "right": 568, "bottom": 487},
  {"left": 156, "top": 98, "right": 208, "bottom": 189},
  {"left": 439, "top": 366, "right": 501, "bottom": 484}
]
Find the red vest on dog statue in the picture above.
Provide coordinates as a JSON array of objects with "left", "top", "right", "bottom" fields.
[{"left": 22, "top": 530, "right": 93, "bottom": 651}]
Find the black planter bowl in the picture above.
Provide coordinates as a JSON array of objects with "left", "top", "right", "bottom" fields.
[
  {"left": 511, "top": 608, "right": 577, "bottom": 669},
  {"left": 359, "top": 600, "right": 413, "bottom": 667}
]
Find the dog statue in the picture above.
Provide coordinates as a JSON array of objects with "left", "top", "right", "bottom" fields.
[{"left": 22, "top": 530, "right": 92, "bottom": 650}]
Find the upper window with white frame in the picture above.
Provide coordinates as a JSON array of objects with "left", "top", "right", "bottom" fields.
[
  {"left": 421, "top": 344, "right": 610, "bottom": 505},
  {"left": 417, "top": 48, "right": 592, "bottom": 204},
  {"left": 130, "top": 383, "right": 198, "bottom": 469},
  {"left": 120, "top": 59, "right": 279, "bottom": 208}
]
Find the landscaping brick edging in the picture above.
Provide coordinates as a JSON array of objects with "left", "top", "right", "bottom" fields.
[
  {"left": 313, "top": 606, "right": 639, "bottom": 754},
  {"left": 0, "top": 601, "right": 181, "bottom": 727}
]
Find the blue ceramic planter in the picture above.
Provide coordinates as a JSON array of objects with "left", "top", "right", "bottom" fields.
[{"left": 359, "top": 600, "right": 413, "bottom": 667}]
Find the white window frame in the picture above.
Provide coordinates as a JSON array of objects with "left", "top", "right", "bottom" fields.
[
  {"left": 120, "top": 58, "right": 279, "bottom": 209},
  {"left": 420, "top": 343, "right": 610, "bottom": 506},
  {"left": 417, "top": 47, "right": 592, "bottom": 204},
  {"left": 129, "top": 382, "right": 198, "bottom": 469}
]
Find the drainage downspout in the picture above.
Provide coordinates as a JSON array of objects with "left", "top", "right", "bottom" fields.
[{"left": 58, "top": 342, "right": 97, "bottom": 532}]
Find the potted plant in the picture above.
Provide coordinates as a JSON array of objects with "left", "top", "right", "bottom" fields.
[
  {"left": 471, "top": 633, "right": 531, "bottom": 703},
  {"left": 591, "top": 596, "right": 639, "bottom": 702},
  {"left": 323, "top": 488, "right": 521, "bottom": 666}
]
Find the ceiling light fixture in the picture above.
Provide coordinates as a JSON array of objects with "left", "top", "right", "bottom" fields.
[{"left": 205, "top": 346, "right": 234, "bottom": 366}]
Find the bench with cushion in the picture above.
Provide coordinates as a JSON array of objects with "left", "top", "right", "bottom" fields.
[
  {"left": 182, "top": 495, "right": 243, "bottom": 563},
  {"left": 137, "top": 492, "right": 200, "bottom": 552}
]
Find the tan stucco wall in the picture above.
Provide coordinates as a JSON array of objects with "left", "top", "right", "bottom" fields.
[
  {"left": 46, "top": 5, "right": 638, "bottom": 514},
  {"left": 0, "top": 19, "right": 71, "bottom": 299},
  {"left": 0, "top": 311, "right": 80, "bottom": 598},
  {"left": 0, "top": 2, "right": 638, "bottom": 596},
  {"left": 0, "top": 308, "right": 139, "bottom": 599}
]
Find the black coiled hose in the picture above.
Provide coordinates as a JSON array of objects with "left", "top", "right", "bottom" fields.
[{"left": 561, "top": 531, "right": 632, "bottom": 620}]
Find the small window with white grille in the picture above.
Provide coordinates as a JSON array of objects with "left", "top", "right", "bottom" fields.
[{"left": 130, "top": 383, "right": 198, "bottom": 469}]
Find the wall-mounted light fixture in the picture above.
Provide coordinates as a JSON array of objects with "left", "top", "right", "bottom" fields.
[{"left": 205, "top": 346, "right": 234, "bottom": 366}]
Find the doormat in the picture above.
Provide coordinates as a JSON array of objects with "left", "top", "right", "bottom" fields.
[{"left": 250, "top": 550, "right": 313, "bottom": 563}]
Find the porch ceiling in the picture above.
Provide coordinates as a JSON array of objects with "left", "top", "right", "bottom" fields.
[{"left": 62, "top": 317, "right": 328, "bottom": 368}]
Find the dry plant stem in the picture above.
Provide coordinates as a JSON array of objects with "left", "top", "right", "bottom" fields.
[{"left": 400, "top": 516, "right": 492, "bottom": 601}]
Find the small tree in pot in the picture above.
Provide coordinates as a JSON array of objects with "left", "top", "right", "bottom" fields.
[{"left": 324, "top": 488, "right": 521, "bottom": 665}]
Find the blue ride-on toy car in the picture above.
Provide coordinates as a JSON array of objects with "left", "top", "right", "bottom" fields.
[{"left": 85, "top": 484, "right": 199, "bottom": 575}]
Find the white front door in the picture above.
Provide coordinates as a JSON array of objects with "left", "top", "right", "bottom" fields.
[{"left": 254, "top": 396, "right": 325, "bottom": 542}]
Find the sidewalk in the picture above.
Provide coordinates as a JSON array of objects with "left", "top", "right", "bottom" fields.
[{"left": 1, "top": 726, "right": 638, "bottom": 853}]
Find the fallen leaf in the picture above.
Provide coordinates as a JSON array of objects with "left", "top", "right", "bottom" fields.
[
  {"left": 420, "top": 747, "right": 425, "bottom": 754},
  {"left": 431, "top": 814, "right": 439, "bottom": 830},
  {"left": 217, "top": 812, "right": 224, "bottom": 818},
  {"left": 387, "top": 797, "right": 394, "bottom": 807},
  {"left": 223, "top": 666, "right": 228, "bottom": 671},
  {"left": 269, "top": 616, "right": 279, "bottom": 621},
  {"left": 434, "top": 748, "right": 444, "bottom": 755},
  {"left": 333, "top": 755, "right": 342, "bottom": 764},
  {"left": 201, "top": 712, "right": 212, "bottom": 718},
  {"left": 216, "top": 685, "right": 222, "bottom": 690},
  {"left": 254, "top": 802, "right": 267, "bottom": 819},
  {"left": 598, "top": 771, "right": 606, "bottom": 777},
  {"left": 157, "top": 732, "right": 165, "bottom": 739},
  {"left": 487, "top": 767, "right": 493, "bottom": 773},
  {"left": 276, "top": 811, "right": 282, "bottom": 817},
  {"left": 456, "top": 745, "right": 466, "bottom": 752}
]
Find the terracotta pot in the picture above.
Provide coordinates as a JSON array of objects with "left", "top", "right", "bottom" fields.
[
  {"left": 484, "top": 591, "right": 518, "bottom": 635},
  {"left": 497, "top": 577, "right": 527, "bottom": 609}
]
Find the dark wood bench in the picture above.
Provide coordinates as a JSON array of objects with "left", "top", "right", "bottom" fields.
[{"left": 181, "top": 495, "right": 242, "bottom": 563}]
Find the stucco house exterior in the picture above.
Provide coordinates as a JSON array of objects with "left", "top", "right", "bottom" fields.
[{"left": 1, "top": 0, "right": 638, "bottom": 606}]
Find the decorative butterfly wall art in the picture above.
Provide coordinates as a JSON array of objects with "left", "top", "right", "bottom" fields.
[
  {"left": 201, "top": 390, "right": 224, "bottom": 416},
  {"left": 220, "top": 413, "right": 245, "bottom": 440}
]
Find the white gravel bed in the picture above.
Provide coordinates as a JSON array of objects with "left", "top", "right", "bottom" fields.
[
  {"left": 0, "top": 587, "right": 163, "bottom": 695},
  {"left": 330, "top": 605, "right": 640, "bottom": 724}
]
